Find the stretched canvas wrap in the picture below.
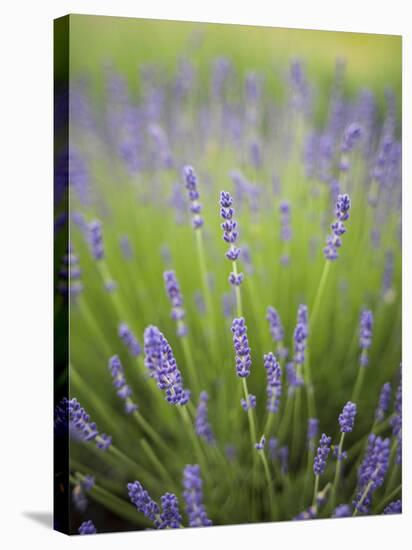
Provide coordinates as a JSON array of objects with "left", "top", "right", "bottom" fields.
[{"left": 54, "top": 14, "right": 402, "bottom": 535}]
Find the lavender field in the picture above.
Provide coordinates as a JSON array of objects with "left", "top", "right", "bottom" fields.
[{"left": 54, "top": 15, "right": 402, "bottom": 534}]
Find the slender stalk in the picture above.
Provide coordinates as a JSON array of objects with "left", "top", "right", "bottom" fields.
[
  {"left": 351, "top": 366, "right": 366, "bottom": 404},
  {"left": 312, "top": 474, "right": 320, "bottom": 507},
  {"left": 352, "top": 478, "right": 374, "bottom": 517},
  {"left": 310, "top": 260, "right": 331, "bottom": 330},
  {"left": 195, "top": 228, "right": 214, "bottom": 321},
  {"left": 259, "top": 452, "right": 277, "bottom": 519},
  {"left": 330, "top": 432, "right": 345, "bottom": 511},
  {"left": 140, "top": 438, "right": 176, "bottom": 488},
  {"left": 375, "top": 483, "right": 402, "bottom": 514},
  {"left": 181, "top": 335, "right": 200, "bottom": 395}
]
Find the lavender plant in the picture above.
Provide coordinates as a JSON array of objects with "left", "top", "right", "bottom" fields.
[{"left": 56, "top": 32, "right": 402, "bottom": 534}]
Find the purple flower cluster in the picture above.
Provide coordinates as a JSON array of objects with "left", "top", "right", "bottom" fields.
[
  {"left": 294, "top": 506, "right": 317, "bottom": 521},
  {"left": 266, "top": 306, "right": 287, "bottom": 358},
  {"left": 255, "top": 435, "right": 266, "bottom": 451},
  {"left": 143, "top": 326, "right": 190, "bottom": 405},
  {"left": 163, "top": 270, "right": 187, "bottom": 337},
  {"left": 333, "top": 504, "right": 351, "bottom": 518},
  {"left": 323, "top": 194, "right": 351, "bottom": 260},
  {"left": 118, "top": 322, "right": 141, "bottom": 357},
  {"left": 127, "top": 480, "right": 160, "bottom": 523},
  {"left": 183, "top": 165, "right": 203, "bottom": 229},
  {"left": 158, "top": 493, "right": 182, "bottom": 529},
  {"left": 286, "top": 362, "right": 304, "bottom": 391},
  {"left": 279, "top": 201, "right": 292, "bottom": 242},
  {"left": 240, "top": 393, "right": 256, "bottom": 411},
  {"left": 391, "top": 370, "right": 402, "bottom": 465},
  {"left": 341, "top": 122, "right": 362, "bottom": 154},
  {"left": 231, "top": 317, "right": 252, "bottom": 377},
  {"left": 383, "top": 500, "right": 402, "bottom": 515},
  {"left": 195, "top": 391, "right": 215, "bottom": 445},
  {"left": 58, "top": 245, "right": 83, "bottom": 299},
  {"left": 108, "top": 355, "right": 138, "bottom": 414},
  {"left": 313, "top": 433, "right": 332, "bottom": 475},
  {"left": 307, "top": 418, "right": 319, "bottom": 450},
  {"left": 78, "top": 520, "right": 97, "bottom": 535},
  {"left": 220, "top": 191, "right": 243, "bottom": 286},
  {"left": 359, "top": 309, "right": 373, "bottom": 366},
  {"left": 87, "top": 219, "right": 104, "bottom": 260},
  {"left": 354, "top": 434, "right": 391, "bottom": 514},
  {"left": 293, "top": 322, "right": 308, "bottom": 366},
  {"left": 68, "top": 398, "right": 112, "bottom": 451},
  {"left": 375, "top": 382, "right": 392, "bottom": 422},
  {"left": 183, "top": 465, "right": 213, "bottom": 527},
  {"left": 264, "top": 352, "right": 282, "bottom": 413},
  {"left": 338, "top": 402, "right": 357, "bottom": 433}
]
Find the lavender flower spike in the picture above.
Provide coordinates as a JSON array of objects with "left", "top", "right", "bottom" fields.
[
  {"left": 128, "top": 480, "right": 160, "bottom": 524},
  {"left": 266, "top": 306, "right": 287, "bottom": 358},
  {"left": 195, "top": 391, "right": 215, "bottom": 445},
  {"left": 183, "top": 465, "right": 213, "bottom": 527},
  {"left": 383, "top": 500, "right": 402, "bottom": 515},
  {"left": 323, "top": 194, "right": 351, "bottom": 260},
  {"left": 108, "top": 355, "right": 138, "bottom": 414},
  {"left": 158, "top": 493, "right": 182, "bottom": 529},
  {"left": 68, "top": 397, "right": 112, "bottom": 451},
  {"left": 220, "top": 191, "right": 243, "bottom": 286},
  {"left": 338, "top": 402, "right": 357, "bottom": 433},
  {"left": 307, "top": 418, "right": 319, "bottom": 450},
  {"left": 255, "top": 435, "right": 266, "bottom": 450},
  {"left": 313, "top": 433, "right": 332, "bottom": 475},
  {"left": 183, "top": 165, "right": 203, "bottom": 229},
  {"left": 241, "top": 394, "right": 256, "bottom": 411},
  {"left": 118, "top": 322, "right": 141, "bottom": 357},
  {"left": 333, "top": 504, "right": 351, "bottom": 518},
  {"left": 359, "top": 309, "right": 373, "bottom": 366},
  {"left": 163, "top": 270, "right": 188, "bottom": 337},
  {"left": 78, "top": 520, "right": 97, "bottom": 535},
  {"left": 87, "top": 219, "right": 104, "bottom": 260},
  {"left": 231, "top": 317, "right": 252, "bottom": 377},
  {"left": 353, "top": 434, "right": 391, "bottom": 514},
  {"left": 375, "top": 382, "right": 392, "bottom": 422},
  {"left": 143, "top": 326, "right": 190, "bottom": 406},
  {"left": 264, "top": 352, "right": 282, "bottom": 413}
]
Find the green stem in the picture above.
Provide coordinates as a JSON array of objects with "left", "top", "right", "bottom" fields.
[
  {"left": 310, "top": 260, "right": 331, "bottom": 329},
  {"left": 375, "top": 483, "right": 402, "bottom": 514},
  {"left": 351, "top": 366, "right": 366, "bottom": 404},
  {"left": 140, "top": 438, "right": 176, "bottom": 489},
  {"left": 259, "top": 452, "right": 277, "bottom": 519},
  {"left": 312, "top": 475, "right": 320, "bottom": 507},
  {"left": 330, "top": 432, "right": 345, "bottom": 511}
]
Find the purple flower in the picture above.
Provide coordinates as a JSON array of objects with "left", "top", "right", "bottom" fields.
[
  {"left": 82, "top": 475, "right": 95, "bottom": 491},
  {"left": 119, "top": 235, "right": 133, "bottom": 260},
  {"left": 195, "top": 391, "right": 215, "bottom": 445},
  {"left": 118, "top": 323, "right": 141, "bottom": 357},
  {"left": 68, "top": 398, "right": 112, "bottom": 451},
  {"left": 108, "top": 355, "right": 138, "bottom": 414},
  {"left": 58, "top": 244, "right": 83, "bottom": 299},
  {"left": 375, "top": 382, "right": 392, "bottom": 422},
  {"left": 158, "top": 493, "right": 182, "bottom": 529},
  {"left": 359, "top": 309, "right": 373, "bottom": 366},
  {"left": 264, "top": 353, "right": 282, "bottom": 413},
  {"left": 279, "top": 201, "right": 292, "bottom": 242},
  {"left": 266, "top": 307, "right": 287, "bottom": 359},
  {"left": 313, "top": 433, "right": 332, "bottom": 475},
  {"left": 391, "top": 369, "right": 402, "bottom": 465},
  {"left": 383, "top": 500, "right": 402, "bottom": 515},
  {"left": 255, "top": 435, "right": 266, "bottom": 450},
  {"left": 333, "top": 504, "right": 351, "bottom": 518},
  {"left": 78, "top": 520, "right": 97, "bottom": 535},
  {"left": 307, "top": 418, "right": 319, "bottom": 449},
  {"left": 231, "top": 317, "right": 252, "bottom": 377},
  {"left": 163, "top": 270, "right": 187, "bottom": 337},
  {"left": 338, "top": 402, "right": 357, "bottom": 433},
  {"left": 341, "top": 122, "right": 362, "bottom": 153},
  {"left": 128, "top": 480, "right": 160, "bottom": 523},
  {"left": 293, "top": 322, "right": 308, "bottom": 365},
  {"left": 268, "top": 437, "right": 278, "bottom": 460},
  {"left": 324, "top": 194, "right": 351, "bottom": 260},
  {"left": 294, "top": 506, "right": 317, "bottom": 521},
  {"left": 143, "top": 326, "right": 190, "bottom": 405},
  {"left": 286, "top": 362, "right": 304, "bottom": 391},
  {"left": 241, "top": 393, "right": 256, "bottom": 411},
  {"left": 87, "top": 219, "right": 104, "bottom": 260},
  {"left": 354, "top": 435, "right": 391, "bottom": 514},
  {"left": 183, "top": 465, "right": 212, "bottom": 527},
  {"left": 220, "top": 191, "right": 244, "bottom": 285},
  {"left": 183, "top": 165, "right": 203, "bottom": 229}
]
